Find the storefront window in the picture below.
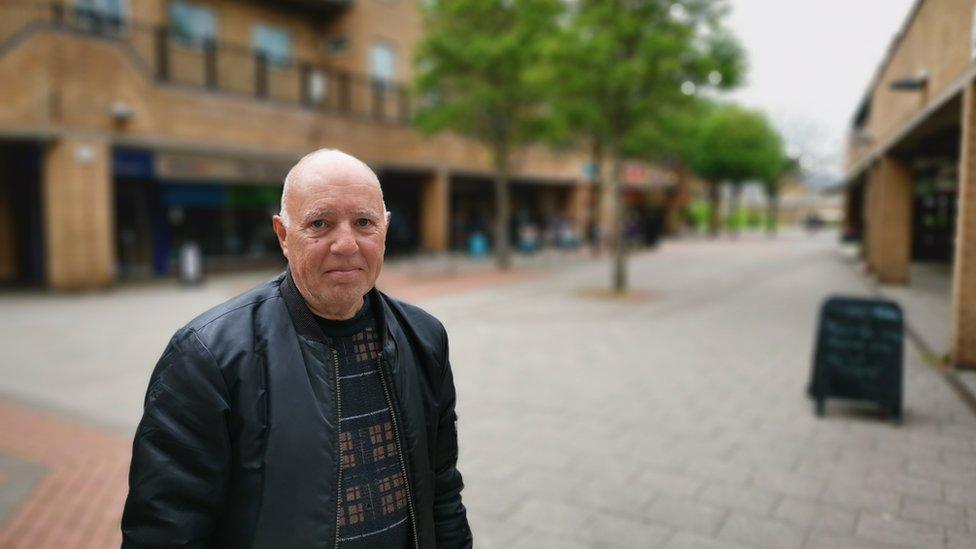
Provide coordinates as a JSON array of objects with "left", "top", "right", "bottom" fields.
[
  {"left": 253, "top": 24, "right": 293, "bottom": 67},
  {"left": 169, "top": 1, "right": 217, "bottom": 47},
  {"left": 161, "top": 183, "right": 282, "bottom": 262}
]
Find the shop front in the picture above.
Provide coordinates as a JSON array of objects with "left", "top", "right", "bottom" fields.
[
  {"left": 376, "top": 169, "right": 424, "bottom": 257},
  {"left": 113, "top": 148, "right": 290, "bottom": 278},
  {"left": 0, "top": 141, "right": 45, "bottom": 286},
  {"left": 511, "top": 179, "right": 579, "bottom": 252},
  {"left": 911, "top": 158, "right": 958, "bottom": 263}
]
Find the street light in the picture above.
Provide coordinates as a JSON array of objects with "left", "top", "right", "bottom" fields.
[{"left": 890, "top": 69, "right": 928, "bottom": 91}]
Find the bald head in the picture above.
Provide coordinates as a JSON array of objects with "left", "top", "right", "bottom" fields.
[
  {"left": 272, "top": 148, "right": 391, "bottom": 320},
  {"left": 279, "top": 149, "right": 384, "bottom": 227}
]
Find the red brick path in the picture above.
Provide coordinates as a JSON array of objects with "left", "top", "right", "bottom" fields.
[
  {"left": 377, "top": 265, "right": 539, "bottom": 301},
  {"left": 0, "top": 403, "right": 129, "bottom": 548}
]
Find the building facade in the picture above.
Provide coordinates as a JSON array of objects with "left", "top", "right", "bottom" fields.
[
  {"left": 843, "top": 0, "right": 976, "bottom": 368},
  {"left": 0, "top": 0, "right": 677, "bottom": 289}
]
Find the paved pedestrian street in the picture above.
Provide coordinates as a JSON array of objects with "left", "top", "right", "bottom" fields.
[
  {"left": 1, "top": 231, "right": 975, "bottom": 547},
  {"left": 432, "top": 232, "right": 976, "bottom": 548}
]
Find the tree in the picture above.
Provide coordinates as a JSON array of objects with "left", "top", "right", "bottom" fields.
[
  {"left": 762, "top": 155, "right": 798, "bottom": 236},
  {"left": 537, "top": 0, "right": 744, "bottom": 292},
  {"left": 413, "top": 0, "right": 561, "bottom": 269},
  {"left": 688, "top": 103, "right": 785, "bottom": 236}
]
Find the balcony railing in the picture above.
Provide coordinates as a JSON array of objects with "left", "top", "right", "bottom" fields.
[
  {"left": 259, "top": 0, "right": 352, "bottom": 20},
  {"left": 0, "top": 1, "right": 411, "bottom": 125}
]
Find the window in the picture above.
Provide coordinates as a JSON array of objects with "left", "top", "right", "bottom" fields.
[
  {"left": 308, "top": 69, "right": 328, "bottom": 103},
  {"left": 325, "top": 36, "right": 348, "bottom": 54},
  {"left": 252, "top": 24, "right": 293, "bottom": 67},
  {"left": 170, "top": 1, "right": 217, "bottom": 47},
  {"left": 370, "top": 41, "right": 395, "bottom": 83},
  {"left": 74, "top": 0, "right": 128, "bottom": 34}
]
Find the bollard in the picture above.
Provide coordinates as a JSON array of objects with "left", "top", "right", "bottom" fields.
[{"left": 178, "top": 242, "right": 204, "bottom": 286}]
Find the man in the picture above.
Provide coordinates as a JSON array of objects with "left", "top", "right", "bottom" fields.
[{"left": 122, "top": 149, "right": 472, "bottom": 548}]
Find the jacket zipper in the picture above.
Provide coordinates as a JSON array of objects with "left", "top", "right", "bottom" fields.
[
  {"left": 332, "top": 349, "right": 344, "bottom": 549},
  {"left": 378, "top": 357, "right": 420, "bottom": 549}
]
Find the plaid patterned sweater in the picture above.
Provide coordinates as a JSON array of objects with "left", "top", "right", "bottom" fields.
[{"left": 314, "top": 303, "right": 411, "bottom": 548}]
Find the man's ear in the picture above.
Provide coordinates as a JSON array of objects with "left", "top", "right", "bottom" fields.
[
  {"left": 385, "top": 211, "right": 392, "bottom": 228},
  {"left": 272, "top": 215, "right": 289, "bottom": 259}
]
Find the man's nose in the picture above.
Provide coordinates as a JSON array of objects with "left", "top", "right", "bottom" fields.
[{"left": 331, "top": 224, "right": 359, "bottom": 255}]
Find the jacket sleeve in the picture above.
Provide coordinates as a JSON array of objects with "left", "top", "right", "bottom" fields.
[
  {"left": 432, "top": 326, "right": 473, "bottom": 548},
  {"left": 121, "top": 328, "right": 232, "bottom": 548}
]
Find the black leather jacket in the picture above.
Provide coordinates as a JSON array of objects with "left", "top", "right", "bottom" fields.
[{"left": 121, "top": 272, "right": 472, "bottom": 548}]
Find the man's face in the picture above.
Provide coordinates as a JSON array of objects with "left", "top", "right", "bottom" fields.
[{"left": 273, "top": 167, "right": 389, "bottom": 318}]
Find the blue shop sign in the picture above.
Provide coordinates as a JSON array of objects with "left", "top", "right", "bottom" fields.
[
  {"left": 113, "top": 148, "right": 154, "bottom": 179},
  {"left": 162, "top": 183, "right": 226, "bottom": 207}
]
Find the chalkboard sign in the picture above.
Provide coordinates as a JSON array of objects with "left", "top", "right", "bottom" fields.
[{"left": 808, "top": 296, "right": 904, "bottom": 422}]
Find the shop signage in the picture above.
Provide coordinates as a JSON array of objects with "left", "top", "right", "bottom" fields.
[
  {"left": 807, "top": 296, "right": 904, "bottom": 422},
  {"left": 622, "top": 164, "right": 676, "bottom": 189},
  {"left": 582, "top": 162, "right": 598, "bottom": 180},
  {"left": 623, "top": 163, "right": 647, "bottom": 184},
  {"left": 156, "top": 152, "right": 294, "bottom": 184},
  {"left": 578, "top": 162, "right": 675, "bottom": 188},
  {"left": 648, "top": 173, "right": 677, "bottom": 189},
  {"left": 113, "top": 148, "right": 154, "bottom": 179}
]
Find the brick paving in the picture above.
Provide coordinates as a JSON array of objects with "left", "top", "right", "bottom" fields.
[
  {"left": 0, "top": 231, "right": 974, "bottom": 547},
  {"left": 0, "top": 403, "right": 128, "bottom": 548}
]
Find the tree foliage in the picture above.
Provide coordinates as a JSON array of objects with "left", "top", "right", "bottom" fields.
[
  {"left": 540, "top": 0, "right": 744, "bottom": 157},
  {"left": 538, "top": 0, "right": 745, "bottom": 290},
  {"left": 412, "top": 0, "right": 750, "bottom": 275},
  {"left": 413, "top": 0, "right": 561, "bottom": 268},
  {"left": 762, "top": 153, "right": 799, "bottom": 235},
  {"left": 687, "top": 103, "right": 787, "bottom": 235},
  {"left": 689, "top": 104, "right": 785, "bottom": 185},
  {"left": 413, "top": 0, "right": 560, "bottom": 145}
]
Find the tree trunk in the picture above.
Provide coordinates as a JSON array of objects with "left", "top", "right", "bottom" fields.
[
  {"left": 611, "top": 154, "right": 627, "bottom": 293},
  {"left": 492, "top": 145, "right": 512, "bottom": 270},
  {"left": 707, "top": 182, "right": 721, "bottom": 237},
  {"left": 589, "top": 140, "right": 604, "bottom": 258},
  {"left": 766, "top": 191, "right": 779, "bottom": 236},
  {"left": 664, "top": 166, "right": 688, "bottom": 236},
  {"left": 728, "top": 183, "right": 742, "bottom": 238}
]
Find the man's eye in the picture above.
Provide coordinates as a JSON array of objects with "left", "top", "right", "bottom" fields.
[
  {"left": 356, "top": 218, "right": 373, "bottom": 227},
  {"left": 310, "top": 220, "right": 325, "bottom": 229}
]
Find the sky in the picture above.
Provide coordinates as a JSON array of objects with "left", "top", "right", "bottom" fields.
[{"left": 723, "top": 0, "right": 917, "bottom": 179}]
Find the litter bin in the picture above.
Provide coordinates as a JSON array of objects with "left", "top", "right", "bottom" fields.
[
  {"left": 178, "top": 242, "right": 204, "bottom": 286},
  {"left": 468, "top": 231, "right": 490, "bottom": 258}
]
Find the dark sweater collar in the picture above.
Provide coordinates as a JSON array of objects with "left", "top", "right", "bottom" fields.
[
  {"left": 280, "top": 269, "right": 390, "bottom": 351},
  {"left": 314, "top": 301, "right": 372, "bottom": 338}
]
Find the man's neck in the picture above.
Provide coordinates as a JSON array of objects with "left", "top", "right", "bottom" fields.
[
  {"left": 286, "top": 270, "right": 366, "bottom": 320},
  {"left": 306, "top": 296, "right": 364, "bottom": 320}
]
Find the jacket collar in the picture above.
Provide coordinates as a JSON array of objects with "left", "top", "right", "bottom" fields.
[{"left": 279, "top": 269, "right": 398, "bottom": 363}]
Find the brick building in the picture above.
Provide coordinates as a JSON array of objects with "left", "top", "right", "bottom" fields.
[
  {"left": 843, "top": 0, "right": 976, "bottom": 368},
  {"left": 0, "top": 0, "right": 678, "bottom": 289}
]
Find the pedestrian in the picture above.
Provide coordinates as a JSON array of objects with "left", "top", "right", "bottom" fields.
[{"left": 121, "top": 149, "right": 472, "bottom": 548}]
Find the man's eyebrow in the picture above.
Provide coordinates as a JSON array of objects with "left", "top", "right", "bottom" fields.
[
  {"left": 352, "top": 208, "right": 383, "bottom": 218},
  {"left": 299, "top": 208, "right": 381, "bottom": 223},
  {"left": 300, "top": 208, "right": 335, "bottom": 223}
]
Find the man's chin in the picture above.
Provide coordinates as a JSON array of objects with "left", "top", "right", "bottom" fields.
[{"left": 316, "top": 287, "right": 366, "bottom": 306}]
